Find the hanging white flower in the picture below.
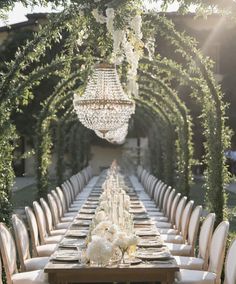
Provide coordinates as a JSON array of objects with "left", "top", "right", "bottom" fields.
[
  {"left": 130, "top": 14, "right": 143, "bottom": 40},
  {"left": 146, "top": 37, "right": 155, "bottom": 60},
  {"left": 106, "top": 8, "right": 115, "bottom": 34},
  {"left": 92, "top": 8, "right": 106, "bottom": 24}
]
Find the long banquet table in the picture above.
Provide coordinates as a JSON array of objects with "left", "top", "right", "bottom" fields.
[{"left": 44, "top": 173, "right": 179, "bottom": 284}]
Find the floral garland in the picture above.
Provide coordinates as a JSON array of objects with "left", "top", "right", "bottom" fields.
[{"left": 91, "top": 2, "right": 143, "bottom": 97}]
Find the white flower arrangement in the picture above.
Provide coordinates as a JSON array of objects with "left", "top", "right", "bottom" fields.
[
  {"left": 113, "top": 232, "right": 138, "bottom": 250},
  {"left": 86, "top": 235, "right": 113, "bottom": 266},
  {"left": 94, "top": 210, "right": 107, "bottom": 224}
]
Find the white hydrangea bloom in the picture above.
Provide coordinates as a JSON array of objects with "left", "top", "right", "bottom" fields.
[{"left": 86, "top": 235, "right": 113, "bottom": 265}]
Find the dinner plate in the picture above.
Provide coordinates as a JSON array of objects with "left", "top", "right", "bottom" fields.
[
  {"left": 133, "top": 220, "right": 154, "bottom": 225},
  {"left": 59, "top": 238, "right": 86, "bottom": 248},
  {"left": 130, "top": 205, "right": 143, "bottom": 209},
  {"left": 79, "top": 209, "right": 96, "bottom": 214},
  {"left": 51, "top": 255, "right": 79, "bottom": 262},
  {"left": 130, "top": 209, "right": 146, "bottom": 214},
  {"left": 136, "top": 251, "right": 171, "bottom": 261},
  {"left": 133, "top": 214, "right": 149, "bottom": 220},
  {"left": 66, "top": 230, "right": 88, "bottom": 238},
  {"left": 87, "top": 197, "right": 99, "bottom": 201},
  {"left": 76, "top": 214, "right": 93, "bottom": 220},
  {"left": 137, "top": 241, "right": 164, "bottom": 248},
  {"left": 82, "top": 205, "right": 97, "bottom": 210},
  {"left": 135, "top": 231, "right": 159, "bottom": 237},
  {"left": 73, "top": 220, "right": 91, "bottom": 226},
  {"left": 122, "top": 257, "right": 142, "bottom": 265}
]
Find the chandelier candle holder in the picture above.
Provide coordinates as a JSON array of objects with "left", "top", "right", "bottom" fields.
[{"left": 73, "top": 63, "right": 135, "bottom": 134}]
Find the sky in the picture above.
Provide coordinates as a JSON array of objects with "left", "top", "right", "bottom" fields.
[{"left": 0, "top": 1, "right": 180, "bottom": 27}]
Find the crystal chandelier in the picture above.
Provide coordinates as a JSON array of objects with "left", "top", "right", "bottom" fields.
[
  {"left": 73, "top": 63, "right": 135, "bottom": 134},
  {"left": 95, "top": 123, "right": 128, "bottom": 144}
]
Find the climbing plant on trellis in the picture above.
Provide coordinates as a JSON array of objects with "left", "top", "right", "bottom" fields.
[{"left": 0, "top": 2, "right": 231, "bottom": 226}]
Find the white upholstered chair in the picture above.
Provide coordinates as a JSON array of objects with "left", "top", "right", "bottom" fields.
[
  {"left": 47, "top": 194, "right": 71, "bottom": 230},
  {"left": 165, "top": 205, "right": 202, "bottom": 256},
  {"left": 39, "top": 198, "right": 67, "bottom": 235},
  {"left": 158, "top": 193, "right": 181, "bottom": 234},
  {"left": 11, "top": 215, "right": 49, "bottom": 272},
  {"left": 0, "top": 223, "right": 48, "bottom": 284},
  {"left": 50, "top": 190, "right": 74, "bottom": 221},
  {"left": 156, "top": 196, "right": 187, "bottom": 230},
  {"left": 33, "top": 201, "right": 62, "bottom": 245},
  {"left": 224, "top": 237, "right": 236, "bottom": 284},
  {"left": 25, "top": 207, "right": 57, "bottom": 257},
  {"left": 162, "top": 200, "right": 195, "bottom": 244},
  {"left": 175, "top": 221, "right": 229, "bottom": 284},
  {"left": 149, "top": 187, "right": 172, "bottom": 218}
]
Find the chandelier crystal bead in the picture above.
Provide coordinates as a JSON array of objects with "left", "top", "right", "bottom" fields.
[
  {"left": 95, "top": 123, "right": 128, "bottom": 144},
  {"left": 73, "top": 63, "right": 135, "bottom": 133}
]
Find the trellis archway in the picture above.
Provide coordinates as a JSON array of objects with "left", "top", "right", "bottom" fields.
[{"left": 0, "top": 4, "right": 231, "bottom": 226}]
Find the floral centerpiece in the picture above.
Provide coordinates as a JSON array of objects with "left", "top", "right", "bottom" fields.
[{"left": 85, "top": 162, "right": 139, "bottom": 266}]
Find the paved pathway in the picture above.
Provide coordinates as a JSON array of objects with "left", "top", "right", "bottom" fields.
[{"left": 12, "top": 177, "right": 36, "bottom": 192}]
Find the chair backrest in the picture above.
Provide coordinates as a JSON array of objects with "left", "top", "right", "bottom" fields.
[
  {"left": 187, "top": 206, "right": 202, "bottom": 254},
  {"left": 63, "top": 182, "right": 73, "bottom": 204},
  {"left": 153, "top": 181, "right": 162, "bottom": 203},
  {"left": 56, "top": 186, "right": 67, "bottom": 214},
  {"left": 70, "top": 176, "right": 79, "bottom": 197},
  {"left": 165, "top": 189, "right": 175, "bottom": 219},
  {"left": 149, "top": 178, "right": 158, "bottom": 199},
  {"left": 154, "top": 182, "right": 162, "bottom": 203},
  {"left": 174, "top": 196, "right": 187, "bottom": 231},
  {"left": 137, "top": 165, "right": 143, "bottom": 180},
  {"left": 40, "top": 198, "right": 54, "bottom": 232},
  {"left": 146, "top": 175, "right": 154, "bottom": 194},
  {"left": 75, "top": 175, "right": 82, "bottom": 193},
  {"left": 87, "top": 165, "right": 93, "bottom": 179},
  {"left": 157, "top": 183, "right": 168, "bottom": 209},
  {"left": 61, "top": 184, "right": 71, "bottom": 209},
  {"left": 47, "top": 193, "right": 60, "bottom": 226},
  {"left": 224, "top": 238, "right": 236, "bottom": 284},
  {"left": 82, "top": 168, "right": 89, "bottom": 184},
  {"left": 0, "top": 223, "right": 17, "bottom": 283},
  {"left": 51, "top": 190, "right": 63, "bottom": 218},
  {"left": 162, "top": 186, "right": 171, "bottom": 214},
  {"left": 25, "top": 206, "right": 40, "bottom": 256},
  {"left": 170, "top": 193, "right": 181, "bottom": 224},
  {"left": 12, "top": 214, "right": 31, "bottom": 272},
  {"left": 33, "top": 201, "right": 48, "bottom": 244},
  {"left": 198, "top": 213, "right": 216, "bottom": 269},
  {"left": 0, "top": 256, "right": 2, "bottom": 284},
  {"left": 180, "top": 200, "right": 194, "bottom": 241},
  {"left": 143, "top": 171, "right": 150, "bottom": 189},
  {"left": 77, "top": 172, "right": 85, "bottom": 190},
  {"left": 140, "top": 169, "right": 147, "bottom": 186},
  {"left": 66, "top": 180, "right": 75, "bottom": 200},
  {"left": 208, "top": 221, "right": 229, "bottom": 283}
]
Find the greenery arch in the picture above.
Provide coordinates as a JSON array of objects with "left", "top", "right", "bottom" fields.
[{"left": 0, "top": 4, "right": 231, "bottom": 227}]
